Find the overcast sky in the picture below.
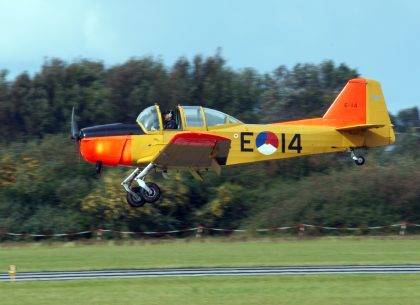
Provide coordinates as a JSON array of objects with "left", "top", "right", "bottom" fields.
[{"left": 0, "top": 0, "right": 419, "bottom": 113}]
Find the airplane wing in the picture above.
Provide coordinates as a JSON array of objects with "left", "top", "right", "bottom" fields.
[{"left": 152, "top": 132, "right": 231, "bottom": 172}]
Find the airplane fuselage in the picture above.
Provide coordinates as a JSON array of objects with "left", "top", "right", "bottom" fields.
[{"left": 80, "top": 122, "right": 394, "bottom": 169}]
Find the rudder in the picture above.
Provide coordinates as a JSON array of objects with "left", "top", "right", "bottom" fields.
[{"left": 365, "top": 79, "right": 392, "bottom": 126}]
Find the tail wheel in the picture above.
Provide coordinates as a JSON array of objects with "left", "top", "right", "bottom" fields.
[
  {"left": 126, "top": 187, "right": 146, "bottom": 208},
  {"left": 355, "top": 156, "right": 365, "bottom": 166},
  {"left": 141, "top": 182, "right": 161, "bottom": 203}
]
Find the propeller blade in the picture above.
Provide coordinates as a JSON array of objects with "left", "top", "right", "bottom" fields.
[
  {"left": 70, "top": 107, "right": 83, "bottom": 164},
  {"left": 71, "top": 106, "right": 79, "bottom": 140}
]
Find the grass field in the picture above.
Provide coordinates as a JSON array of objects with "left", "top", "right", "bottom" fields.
[
  {"left": 2, "top": 275, "right": 420, "bottom": 305},
  {"left": 1, "top": 237, "right": 420, "bottom": 305},
  {"left": 1, "top": 237, "right": 420, "bottom": 272}
]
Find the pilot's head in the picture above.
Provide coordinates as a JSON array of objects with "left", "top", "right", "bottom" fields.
[{"left": 164, "top": 112, "right": 172, "bottom": 121}]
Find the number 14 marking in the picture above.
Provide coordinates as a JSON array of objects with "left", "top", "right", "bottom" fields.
[{"left": 282, "top": 133, "right": 302, "bottom": 153}]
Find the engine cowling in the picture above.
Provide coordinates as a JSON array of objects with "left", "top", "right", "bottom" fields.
[{"left": 80, "top": 136, "right": 132, "bottom": 166}]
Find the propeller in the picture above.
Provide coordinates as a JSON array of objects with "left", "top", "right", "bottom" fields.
[{"left": 70, "top": 107, "right": 82, "bottom": 163}]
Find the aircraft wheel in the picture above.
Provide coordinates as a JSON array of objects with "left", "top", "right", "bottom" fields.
[
  {"left": 126, "top": 187, "right": 146, "bottom": 208},
  {"left": 141, "top": 182, "right": 161, "bottom": 203},
  {"left": 354, "top": 156, "right": 365, "bottom": 166}
]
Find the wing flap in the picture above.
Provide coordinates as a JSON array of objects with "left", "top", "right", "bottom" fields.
[{"left": 153, "top": 132, "right": 231, "bottom": 169}]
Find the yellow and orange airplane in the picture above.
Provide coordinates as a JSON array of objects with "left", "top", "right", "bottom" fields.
[{"left": 71, "top": 78, "right": 395, "bottom": 207}]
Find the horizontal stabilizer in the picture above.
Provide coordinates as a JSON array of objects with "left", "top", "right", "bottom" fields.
[{"left": 336, "top": 124, "right": 385, "bottom": 131}]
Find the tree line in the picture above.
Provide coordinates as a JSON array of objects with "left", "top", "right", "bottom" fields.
[{"left": 0, "top": 53, "right": 419, "bottom": 239}]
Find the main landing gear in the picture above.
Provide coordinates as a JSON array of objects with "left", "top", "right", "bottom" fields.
[
  {"left": 350, "top": 149, "right": 365, "bottom": 166},
  {"left": 121, "top": 163, "right": 161, "bottom": 208}
]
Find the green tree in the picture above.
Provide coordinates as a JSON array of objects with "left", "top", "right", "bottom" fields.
[
  {"left": 106, "top": 57, "right": 169, "bottom": 123},
  {"left": 260, "top": 61, "right": 358, "bottom": 123},
  {"left": 0, "top": 70, "right": 11, "bottom": 138},
  {"left": 396, "top": 107, "right": 420, "bottom": 131}
]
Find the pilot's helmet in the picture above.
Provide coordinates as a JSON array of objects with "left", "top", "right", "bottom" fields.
[{"left": 164, "top": 111, "right": 173, "bottom": 118}]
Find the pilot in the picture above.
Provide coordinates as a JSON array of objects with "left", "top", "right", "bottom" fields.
[{"left": 163, "top": 111, "right": 178, "bottom": 129}]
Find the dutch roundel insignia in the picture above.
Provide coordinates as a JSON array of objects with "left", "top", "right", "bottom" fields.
[{"left": 255, "top": 131, "right": 279, "bottom": 155}]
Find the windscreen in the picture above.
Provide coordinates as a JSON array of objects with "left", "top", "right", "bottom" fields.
[{"left": 137, "top": 106, "right": 160, "bottom": 131}]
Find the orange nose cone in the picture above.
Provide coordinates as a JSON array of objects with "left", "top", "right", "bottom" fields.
[
  {"left": 80, "top": 138, "right": 97, "bottom": 164},
  {"left": 80, "top": 136, "right": 132, "bottom": 166}
]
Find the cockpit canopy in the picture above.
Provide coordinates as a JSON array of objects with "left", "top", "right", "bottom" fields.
[
  {"left": 137, "top": 105, "right": 161, "bottom": 132},
  {"left": 136, "top": 105, "right": 242, "bottom": 133}
]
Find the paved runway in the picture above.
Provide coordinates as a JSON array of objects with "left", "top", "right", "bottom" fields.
[{"left": 1, "top": 265, "right": 420, "bottom": 282}]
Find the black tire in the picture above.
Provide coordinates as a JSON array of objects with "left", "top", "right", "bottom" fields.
[
  {"left": 141, "top": 182, "right": 161, "bottom": 203},
  {"left": 126, "top": 187, "right": 146, "bottom": 208},
  {"left": 354, "top": 156, "right": 365, "bottom": 166}
]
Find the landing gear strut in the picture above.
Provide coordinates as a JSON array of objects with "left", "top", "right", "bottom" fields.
[
  {"left": 121, "top": 163, "right": 162, "bottom": 207},
  {"left": 350, "top": 149, "right": 365, "bottom": 166}
]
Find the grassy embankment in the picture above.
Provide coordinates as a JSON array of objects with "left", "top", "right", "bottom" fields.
[
  {"left": 2, "top": 275, "right": 420, "bottom": 305},
  {"left": 1, "top": 237, "right": 419, "bottom": 271},
  {"left": 1, "top": 237, "right": 420, "bottom": 305}
]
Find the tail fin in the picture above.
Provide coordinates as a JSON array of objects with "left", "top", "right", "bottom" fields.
[
  {"left": 323, "top": 78, "right": 392, "bottom": 128},
  {"left": 324, "top": 78, "right": 395, "bottom": 146},
  {"left": 274, "top": 78, "right": 395, "bottom": 147}
]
